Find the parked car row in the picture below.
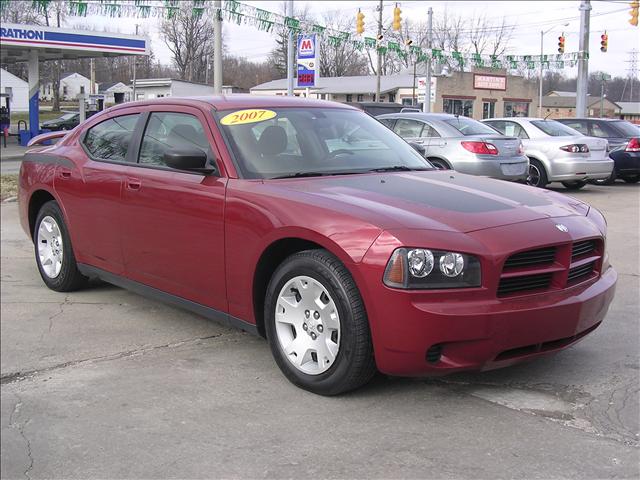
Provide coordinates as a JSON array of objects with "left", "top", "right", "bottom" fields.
[{"left": 378, "top": 112, "right": 638, "bottom": 190}]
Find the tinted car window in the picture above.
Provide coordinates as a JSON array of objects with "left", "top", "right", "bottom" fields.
[
  {"left": 443, "top": 116, "right": 498, "bottom": 136},
  {"left": 139, "top": 112, "right": 210, "bottom": 167},
  {"left": 530, "top": 120, "right": 579, "bottom": 137},
  {"left": 378, "top": 118, "right": 396, "bottom": 129},
  {"left": 562, "top": 121, "right": 588, "bottom": 135},
  {"left": 589, "top": 121, "right": 615, "bottom": 138},
  {"left": 393, "top": 119, "right": 424, "bottom": 138},
  {"left": 421, "top": 124, "right": 440, "bottom": 138},
  {"left": 83, "top": 114, "right": 140, "bottom": 162},
  {"left": 609, "top": 121, "right": 640, "bottom": 137}
]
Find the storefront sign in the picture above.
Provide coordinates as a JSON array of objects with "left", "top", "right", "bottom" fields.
[
  {"left": 297, "top": 34, "right": 317, "bottom": 88},
  {"left": 473, "top": 74, "right": 507, "bottom": 91}
]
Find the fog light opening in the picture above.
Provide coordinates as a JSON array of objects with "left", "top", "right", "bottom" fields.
[{"left": 426, "top": 344, "right": 443, "bottom": 364}]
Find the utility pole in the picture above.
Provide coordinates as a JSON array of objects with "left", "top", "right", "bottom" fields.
[
  {"left": 576, "top": 0, "right": 591, "bottom": 117},
  {"left": 90, "top": 58, "right": 95, "bottom": 95},
  {"left": 132, "top": 24, "right": 138, "bottom": 102},
  {"left": 286, "top": 0, "right": 294, "bottom": 96},
  {"left": 213, "top": 0, "right": 223, "bottom": 94},
  {"left": 375, "top": 0, "right": 383, "bottom": 102},
  {"left": 539, "top": 30, "right": 544, "bottom": 117},
  {"left": 423, "top": 6, "right": 433, "bottom": 112},
  {"left": 600, "top": 78, "right": 605, "bottom": 118}
]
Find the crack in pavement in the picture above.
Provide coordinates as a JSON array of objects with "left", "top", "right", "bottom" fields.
[
  {"left": 0, "top": 332, "right": 236, "bottom": 385},
  {"left": 8, "top": 393, "right": 34, "bottom": 480},
  {"left": 38, "top": 295, "right": 69, "bottom": 342}
]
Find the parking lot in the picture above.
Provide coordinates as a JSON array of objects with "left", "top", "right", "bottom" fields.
[{"left": 1, "top": 182, "right": 638, "bottom": 479}]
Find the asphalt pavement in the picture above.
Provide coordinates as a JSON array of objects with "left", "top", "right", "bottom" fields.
[{"left": 1, "top": 182, "right": 639, "bottom": 479}]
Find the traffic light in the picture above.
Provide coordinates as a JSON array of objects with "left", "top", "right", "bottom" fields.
[
  {"left": 557, "top": 34, "right": 565, "bottom": 54},
  {"left": 356, "top": 10, "right": 365, "bottom": 35},
  {"left": 405, "top": 39, "right": 413, "bottom": 47},
  {"left": 630, "top": 0, "right": 639, "bottom": 26},
  {"left": 393, "top": 4, "right": 402, "bottom": 31},
  {"left": 376, "top": 33, "right": 384, "bottom": 41},
  {"left": 600, "top": 32, "right": 608, "bottom": 52}
]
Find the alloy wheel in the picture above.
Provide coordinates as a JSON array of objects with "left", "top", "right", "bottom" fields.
[
  {"left": 37, "top": 215, "right": 64, "bottom": 278},
  {"left": 527, "top": 164, "right": 541, "bottom": 187},
  {"left": 275, "top": 275, "right": 341, "bottom": 375}
]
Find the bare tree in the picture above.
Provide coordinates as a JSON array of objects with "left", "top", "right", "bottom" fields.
[
  {"left": 318, "top": 11, "right": 368, "bottom": 77},
  {"left": 41, "top": 1, "right": 66, "bottom": 111},
  {"left": 161, "top": 4, "right": 216, "bottom": 82},
  {"left": 467, "top": 15, "right": 514, "bottom": 57},
  {"left": 267, "top": 2, "right": 311, "bottom": 77}
]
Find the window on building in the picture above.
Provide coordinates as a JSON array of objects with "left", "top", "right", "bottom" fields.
[
  {"left": 482, "top": 101, "right": 496, "bottom": 119},
  {"left": 62, "top": 86, "right": 68, "bottom": 96},
  {"left": 346, "top": 94, "right": 353, "bottom": 102},
  {"left": 357, "top": 94, "right": 364, "bottom": 102},
  {"left": 388, "top": 93, "right": 396, "bottom": 103},
  {"left": 139, "top": 112, "right": 210, "bottom": 167},
  {"left": 443, "top": 98, "right": 473, "bottom": 117},
  {"left": 80, "top": 86, "right": 85, "bottom": 94},
  {"left": 401, "top": 98, "right": 414, "bottom": 106},
  {"left": 504, "top": 101, "right": 530, "bottom": 117},
  {"left": 320, "top": 94, "right": 326, "bottom": 100},
  {"left": 83, "top": 114, "right": 140, "bottom": 162},
  {"left": 136, "top": 93, "right": 145, "bottom": 100}
]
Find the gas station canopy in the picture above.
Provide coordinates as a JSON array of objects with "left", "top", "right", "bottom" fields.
[{"left": 0, "top": 23, "right": 148, "bottom": 142}]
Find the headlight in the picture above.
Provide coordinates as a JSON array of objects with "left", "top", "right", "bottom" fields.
[{"left": 384, "top": 248, "right": 481, "bottom": 289}]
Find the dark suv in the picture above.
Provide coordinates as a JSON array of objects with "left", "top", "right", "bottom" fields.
[{"left": 556, "top": 118, "right": 640, "bottom": 184}]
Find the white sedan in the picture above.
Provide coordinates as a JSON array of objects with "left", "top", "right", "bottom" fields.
[{"left": 483, "top": 117, "right": 613, "bottom": 190}]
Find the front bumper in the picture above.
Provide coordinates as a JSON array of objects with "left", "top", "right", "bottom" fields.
[
  {"left": 453, "top": 155, "right": 529, "bottom": 181},
  {"left": 548, "top": 156, "right": 614, "bottom": 182},
  {"left": 366, "top": 267, "right": 616, "bottom": 376}
]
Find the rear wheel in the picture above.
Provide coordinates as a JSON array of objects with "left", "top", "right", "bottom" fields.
[
  {"left": 527, "top": 159, "right": 548, "bottom": 188},
  {"left": 428, "top": 158, "right": 450, "bottom": 170},
  {"left": 591, "top": 170, "right": 616, "bottom": 185},
  {"left": 264, "top": 249, "right": 376, "bottom": 395},
  {"left": 34, "top": 201, "right": 88, "bottom": 292},
  {"left": 622, "top": 175, "right": 639, "bottom": 184},
  {"left": 562, "top": 180, "right": 588, "bottom": 190}
]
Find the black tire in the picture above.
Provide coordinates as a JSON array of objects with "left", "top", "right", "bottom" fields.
[
  {"left": 562, "top": 180, "right": 588, "bottom": 190},
  {"left": 527, "top": 159, "right": 548, "bottom": 188},
  {"left": 428, "top": 158, "right": 450, "bottom": 170},
  {"left": 622, "top": 175, "right": 639, "bottom": 184},
  {"left": 34, "top": 200, "right": 88, "bottom": 292},
  {"left": 264, "top": 249, "right": 376, "bottom": 395},
  {"left": 591, "top": 170, "right": 616, "bottom": 185}
]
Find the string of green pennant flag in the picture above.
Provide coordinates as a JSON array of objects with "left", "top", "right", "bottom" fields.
[{"left": 4, "top": 0, "right": 585, "bottom": 69}]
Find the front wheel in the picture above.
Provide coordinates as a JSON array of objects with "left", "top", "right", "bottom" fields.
[
  {"left": 264, "top": 250, "right": 376, "bottom": 395},
  {"left": 428, "top": 159, "right": 450, "bottom": 170},
  {"left": 34, "top": 201, "right": 88, "bottom": 292},
  {"left": 527, "top": 159, "right": 548, "bottom": 188},
  {"left": 562, "top": 180, "right": 588, "bottom": 190}
]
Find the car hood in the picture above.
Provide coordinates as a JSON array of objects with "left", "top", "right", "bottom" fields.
[{"left": 265, "top": 170, "right": 589, "bottom": 233}]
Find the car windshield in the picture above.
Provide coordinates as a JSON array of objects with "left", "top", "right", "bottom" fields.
[
  {"left": 59, "top": 113, "right": 77, "bottom": 120},
  {"left": 610, "top": 121, "right": 640, "bottom": 137},
  {"left": 530, "top": 120, "right": 579, "bottom": 137},
  {"left": 442, "top": 116, "right": 498, "bottom": 136},
  {"left": 215, "top": 107, "right": 431, "bottom": 179}
]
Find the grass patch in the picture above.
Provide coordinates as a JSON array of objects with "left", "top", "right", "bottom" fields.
[
  {"left": 10, "top": 111, "right": 67, "bottom": 127},
  {"left": 1, "top": 174, "right": 19, "bottom": 201}
]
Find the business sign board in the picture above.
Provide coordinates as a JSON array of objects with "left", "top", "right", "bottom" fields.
[
  {"left": 297, "top": 34, "right": 316, "bottom": 88},
  {"left": 473, "top": 74, "right": 507, "bottom": 91},
  {"left": 417, "top": 77, "right": 437, "bottom": 103},
  {"left": 0, "top": 23, "right": 148, "bottom": 55}
]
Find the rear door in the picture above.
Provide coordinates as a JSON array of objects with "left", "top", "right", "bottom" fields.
[
  {"left": 120, "top": 106, "right": 228, "bottom": 311},
  {"left": 56, "top": 111, "right": 141, "bottom": 274}
]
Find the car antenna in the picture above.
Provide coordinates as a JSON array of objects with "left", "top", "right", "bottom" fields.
[{"left": 543, "top": 111, "right": 553, "bottom": 121}]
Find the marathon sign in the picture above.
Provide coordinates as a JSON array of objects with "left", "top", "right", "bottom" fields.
[
  {"left": 297, "top": 34, "right": 317, "bottom": 88},
  {"left": 0, "top": 23, "right": 147, "bottom": 55}
]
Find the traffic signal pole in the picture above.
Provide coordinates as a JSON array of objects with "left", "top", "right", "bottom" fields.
[
  {"left": 423, "top": 6, "right": 433, "bottom": 113},
  {"left": 375, "top": 0, "right": 383, "bottom": 102},
  {"left": 576, "top": 0, "right": 591, "bottom": 117},
  {"left": 213, "top": 0, "right": 222, "bottom": 94},
  {"left": 286, "top": 0, "right": 294, "bottom": 96}
]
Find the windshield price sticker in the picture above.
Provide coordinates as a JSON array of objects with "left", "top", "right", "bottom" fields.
[{"left": 220, "top": 109, "right": 277, "bottom": 126}]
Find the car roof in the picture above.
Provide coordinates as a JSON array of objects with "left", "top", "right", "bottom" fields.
[
  {"left": 377, "top": 112, "right": 462, "bottom": 121},
  {"left": 556, "top": 117, "right": 623, "bottom": 122},
  {"left": 108, "top": 94, "right": 356, "bottom": 113}
]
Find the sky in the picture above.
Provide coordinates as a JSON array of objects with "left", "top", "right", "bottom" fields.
[{"left": 70, "top": 0, "right": 640, "bottom": 78}]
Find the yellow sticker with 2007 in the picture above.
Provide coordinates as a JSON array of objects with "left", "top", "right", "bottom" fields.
[{"left": 220, "top": 109, "right": 277, "bottom": 126}]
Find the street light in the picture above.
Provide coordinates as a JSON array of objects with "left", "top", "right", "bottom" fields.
[{"left": 539, "top": 23, "right": 569, "bottom": 117}]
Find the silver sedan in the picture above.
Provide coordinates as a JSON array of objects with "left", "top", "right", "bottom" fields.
[
  {"left": 377, "top": 112, "right": 529, "bottom": 181},
  {"left": 482, "top": 117, "right": 614, "bottom": 190}
]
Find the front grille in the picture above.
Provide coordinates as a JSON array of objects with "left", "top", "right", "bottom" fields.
[
  {"left": 497, "top": 272, "right": 553, "bottom": 296},
  {"left": 567, "top": 261, "right": 596, "bottom": 284},
  {"left": 503, "top": 246, "right": 557, "bottom": 269},
  {"left": 572, "top": 240, "right": 596, "bottom": 259}
]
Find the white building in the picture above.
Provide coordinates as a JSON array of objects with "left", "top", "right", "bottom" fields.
[
  {"left": 0, "top": 68, "right": 29, "bottom": 111},
  {"left": 131, "top": 78, "right": 215, "bottom": 101},
  {"left": 98, "top": 81, "right": 132, "bottom": 105},
  {"left": 40, "top": 72, "right": 92, "bottom": 101}
]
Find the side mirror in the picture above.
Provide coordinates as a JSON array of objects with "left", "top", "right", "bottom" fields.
[
  {"left": 409, "top": 142, "right": 426, "bottom": 156},
  {"left": 163, "top": 148, "right": 216, "bottom": 174}
]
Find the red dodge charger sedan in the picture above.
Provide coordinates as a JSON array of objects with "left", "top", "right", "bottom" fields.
[{"left": 19, "top": 96, "right": 617, "bottom": 395}]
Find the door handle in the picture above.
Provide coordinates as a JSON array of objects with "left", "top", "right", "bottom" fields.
[
  {"left": 126, "top": 178, "right": 141, "bottom": 191},
  {"left": 59, "top": 168, "right": 72, "bottom": 179}
]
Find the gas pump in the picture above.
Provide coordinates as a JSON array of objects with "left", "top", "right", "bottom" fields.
[{"left": 0, "top": 93, "right": 10, "bottom": 148}]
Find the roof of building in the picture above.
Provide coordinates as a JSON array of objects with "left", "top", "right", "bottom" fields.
[
  {"left": 547, "top": 90, "right": 577, "bottom": 97},
  {"left": 98, "top": 81, "right": 119, "bottom": 92},
  {"left": 251, "top": 75, "right": 417, "bottom": 95},
  {"left": 542, "top": 95, "right": 621, "bottom": 109},
  {"left": 618, "top": 101, "right": 640, "bottom": 115},
  {"left": 0, "top": 67, "right": 27, "bottom": 85},
  {"left": 61, "top": 72, "right": 89, "bottom": 81},
  {"left": 132, "top": 78, "right": 213, "bottom": 88}
]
